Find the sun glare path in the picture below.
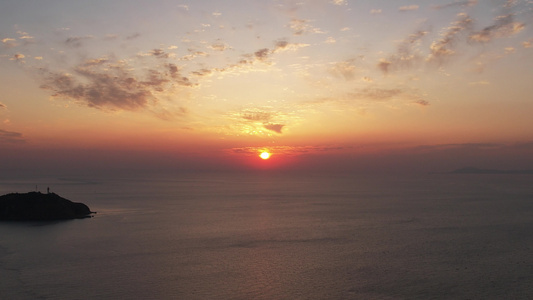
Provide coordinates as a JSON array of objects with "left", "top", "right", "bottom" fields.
[{"left": 259, "top": 152, "right": 271, "bottom": 160}]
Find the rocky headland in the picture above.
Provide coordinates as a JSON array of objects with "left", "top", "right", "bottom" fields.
[{"left": 0, "top": 192, "right": 94, "bottom": 221}]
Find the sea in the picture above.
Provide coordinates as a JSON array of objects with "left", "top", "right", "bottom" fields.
[{"left": 0, "top": 171, "right": 531, "bottom": 299}]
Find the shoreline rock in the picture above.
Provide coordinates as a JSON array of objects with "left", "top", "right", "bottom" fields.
[{"left": 0, "top": 192, "right": 95, "bottom": 221}]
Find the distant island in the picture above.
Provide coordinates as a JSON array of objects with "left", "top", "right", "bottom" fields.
[
  {"left": 0, "top": 192, "right": 94, "bottom": 221},
  {"left": 451, "top": 167, "right": 533, "bottom": 174}
]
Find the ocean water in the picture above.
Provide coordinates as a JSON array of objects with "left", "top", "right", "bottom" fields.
[{"left": 0, "top": 172, "right": 532, "bottom": 299}]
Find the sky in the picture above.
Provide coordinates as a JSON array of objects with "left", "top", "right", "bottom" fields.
[{"left": 1, "top": 0, "right": 532, "bottom": 174}]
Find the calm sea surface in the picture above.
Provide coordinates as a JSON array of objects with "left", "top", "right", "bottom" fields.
[{"left": 0, "top": 172, "right": 532, "bottom": 299}]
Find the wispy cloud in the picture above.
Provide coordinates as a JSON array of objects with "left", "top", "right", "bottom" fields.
[
  {"left": 126, "top": 33, "right": 141, "bottom": 40},
  {"left": 0, "top": 129, "right": 25, "bottom": 144},
  {"left": 349, "top": 88, "right": 404, "bottom": 102},
  {"left": 211, "top": 39, "right": 308, "bottom": 73},
  {"left": 398, "top": 5, "right": 420, "bottom": 12},
  {"left": 427, "top": 13, "right": 474, "bottom": 63},
  {"left": 469, "top": 14, "right": 525, "bottom": 43},
  {"left": 378, "top": 30, "right": 428, "bottom": 74},
  {"left": 379, "top": 1, "right": 527, "bottom": 74},
  {"left": 331, "top": 0, "right": 347, "bottom": 5},
  {"left": 9, "top": 53, "right": 25, "bottom": 62},
  {"left": 433, "top": 0, "right": 478, "bottom": 10},
  {"left": 209, "top": 41, "right": 229, "bottom": 51},
  {"left": 1, "top": 38, "right": 17, "bottom": 48},
  {"left": 242, "top": 111, "right": 273, "bottom": 122},
  {"left": 264, "top": 124, "right": 285, "bottom": 134},
  {"left": 468, "top": 80, "right": 490, "bottom": 85},
  {"left": 65, "top": 35, "right": 94, "bottom": 48},
  {"left": 223, "top": 108, "right": 289, "bottom": 136},
  {"left": 17, "top": 31, "right": 34, "bottom": 40},
  {"left": 329, "top": 59, "right": 358, "bottom": 80},
  {"left": 229, "top": 145, "right": 350, "bottom": 156},
  {"left": 39, "top": 56, "right": 193, "bottom": 114},
  {"left": 413, "top": 142, "right": 502, "bottom": 152},
  {"left": 289, "top": 18, "right": 324, "bottom": 36},
  {"left": 413, "top": 99, "right": 430, "bottom": 106}
]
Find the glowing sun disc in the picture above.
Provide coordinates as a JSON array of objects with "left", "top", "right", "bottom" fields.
[{"left": 259, "top": 152, "right": 271, "bottom": 160}]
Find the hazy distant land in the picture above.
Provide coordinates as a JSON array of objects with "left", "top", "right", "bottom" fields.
[{"left": 451, "top": 167, "right": 533, "bottom": 174}]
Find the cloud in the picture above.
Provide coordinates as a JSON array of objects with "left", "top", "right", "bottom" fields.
[
  {"left": 349, "top": 88, "right": 403, "bottom": 102},
  {"left": 470, "top": 52, "right": 504, "bottom": 73},
  {"left": 469, "top": 14, "right": 525, "bottom": 43},
  {"left": 273, "top": 39, "right": 309, "bottom": 52},
  {"left": 10, "top": 53, "right": 25, "bottom": 62},
  {"left": 1, "top": 38, "right": 17, "bottom": 48},
  {"left": 398, "top": 5, "right": 419, "bottom": 12},
  {"left": 175, "top": 39, "right": 308, "bottom": 80},
  {"left": 338, "top": 87, "right": 428, "bottom": 107},
  {"left": 0, "top": 129, "right": 25, "bottom": 144},
  {"left": 331, "top": 0, "right": 347, "bottom": 5},
  {"left": 289, "top": 18, "right": 324, "bottom": 36},
  {"left": 229, "top": 145, "right": 349, "bottom": 156},
  {"left": 433, "top": 0, "right": 478, "bottom": 10},
  {"left": 524, "top": 38, "right": 533, "bottom": 48},
  {"left": 137, "top": 48, "right": 178, "bottom": 59},
  {"left": 104, "top": 34, "right": 119, "bottom": 40},
  {"left": 370, "top": 9, "right": 382, "bottom": 15},
  {"left": 427, "top": 13, "right": 474, "bottom": 63},
  {"left": 65, "top": 35, "right": 94, "bottom": 48},
  {"left": 228, "top": 40, "right": 307, "bottom": 68},
  {"left": 413, "top": 99, "right": 430, "bottom": 106},
  {"left": 264, "top": 124, "right": 284, "bottom": 133},
  {"left": 180, "top": 49, "right": 208, "bottom": 61},
  {"left": 191, "top": 68, "right": 213, "bottom": 77},
  {"left": 413, "top": 142, "right": 502, "bottom": 153},
  {"left": 0, "top": 102, "right": 6, "bottom": 109},
  {"left": 377, "top": 30, "right": 428, "bottom": 74},
  {"left": 379, "top": 3, "right": 527, "bottom": 73},
  {"left": 377, "top": 59, "right": 392, "bottom": 74},
  {"left": 223, "top": 108, "right": 288, "bottom": 136},
  {"left": 324, "top": 37, "right": 336, "bottom": 44},
  {"left": 329, "top": 59, "right": 357, "bottom": 80},
  {"left": 254, "top": 48, "right": 270, "bottom": 61},
  {"left": 126, "top": 33, "right": 141, "bottom": 40},
  {"left": 38, "top": 56, "right": 193, "bottom": 113},
  {"left": 468, "top": 80, "right": 490, "bottom": 85},
  {"left": 209, "top": 41, "right": 228, "bottom": 51},
  {"left": 242, "top": 111, "right": 272, "bottom": 122}
]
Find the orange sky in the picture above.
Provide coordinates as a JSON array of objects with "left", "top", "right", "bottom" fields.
[{"left": 1, "top": 0, "right": 532, "bottom": 174}]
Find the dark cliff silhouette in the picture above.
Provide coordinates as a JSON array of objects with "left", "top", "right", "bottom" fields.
[{"left": 0, "top": 192, "right": 94, "bottom": 221}]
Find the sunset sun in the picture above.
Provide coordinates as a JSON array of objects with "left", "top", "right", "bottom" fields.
[{"left": 259, "top": 152, "right": 271, "bottom": 160}]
